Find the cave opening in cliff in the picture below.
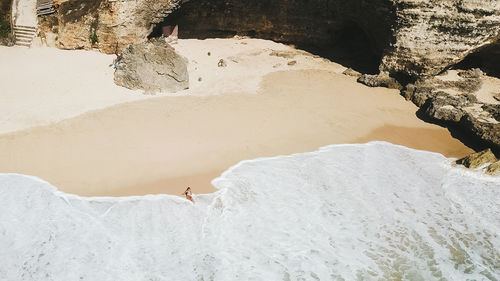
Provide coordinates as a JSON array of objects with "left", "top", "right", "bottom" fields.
[
  {"left": 292, "top": 21, "right": 382, "bottom": 75},
  {"left": 148, "top": 10, "right": 180, "bottom": 39},
  {"left": 324, "top": 22, "right": 381, "bottom": 74},
  {"left": 453, "top": 41, "right": 500, "bottom": 78}
]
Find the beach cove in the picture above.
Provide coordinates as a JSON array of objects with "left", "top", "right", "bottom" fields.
[{"left": 0, "top": 39, "right": 473, "bottom": 196}]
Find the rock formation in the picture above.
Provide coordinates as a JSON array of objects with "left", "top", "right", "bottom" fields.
[
  {"left": 38, "top": 0, "right": 183, "bottom": 53},
  {"left": 114, "top": 40, "right": 189, "bottom": 93},
  {"left": 486, "top": 160, "right": 500, "bottom": 176},
  {"left": 457, "top": 148, "right": 497, "bottom": 169},
  {"left": 403, "top": 69, "right": 500, "bottom": 153},
  {"left": 357, "top": 74, "right": 402, "bottom": 90},
  {"left": 342, "top": 68, "right": 361, "bottom": 78},
  {"left": 381, "top": 0, "right": 500, "bottom": 79}
]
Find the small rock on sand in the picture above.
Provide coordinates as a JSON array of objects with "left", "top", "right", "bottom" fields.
[{"left": 342, "top": 68, "right": 361, "bottom": 78}]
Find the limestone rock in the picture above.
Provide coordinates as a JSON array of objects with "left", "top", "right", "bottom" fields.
[
  {"left": 38, "top": 0, "right": 500, "bottom": 81},
  {"left": 457, "top": 149, "right": 497, "bottom": 169},
  {"left": 380, "top": 1, "right": 500, "bottom": 78},
  {"left": 357, "top": 74, "right": 402, "bottom": 90},
  {"left": 421, "top": 93, "right": 476, "bottom": 122},
  {"left": 38, "top": 0, "right": 183, "bottom": 53},
  {"left": 114, "top": 40, "right": 189, "bottom": 93},
  {"left": 342, "top": 68, "right": 361, "bottom": 78},
  {"left": 404, "top": 72, "right": 499, "bottom": 151},
  {"left": 486, "top": 160, "right": 500, "bottom": 176},
  {"left": 459, "top": 112, "right": 500, "bottom": 152}
]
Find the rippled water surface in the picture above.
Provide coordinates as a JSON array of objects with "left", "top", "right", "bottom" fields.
[{"left": 0, "top": 142, "right": 498, "bottom": 280}]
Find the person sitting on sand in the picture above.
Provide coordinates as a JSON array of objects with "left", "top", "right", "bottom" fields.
[{"left": 182, "top": 187, "right": 194, "bottom": 203}]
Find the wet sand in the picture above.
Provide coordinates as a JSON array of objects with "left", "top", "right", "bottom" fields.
[{"left": 0, "top": 69, "right": 473, "bottom": 196}]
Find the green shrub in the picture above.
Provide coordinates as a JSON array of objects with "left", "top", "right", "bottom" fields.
[
  {"left": 0, "top": 18, "right": 9, "bottom": 38},
  {"left": 0, "top": 0, "right": 11, "bottom": 39},
  {"left": 89, "top": 28, "right": 98, "bottom": 45},
  {"left": 89, "top": 16, "right": 99, "bottom": 45}
]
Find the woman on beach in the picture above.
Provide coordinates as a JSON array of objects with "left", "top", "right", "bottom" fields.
[{"left": 183, "top": 187, "right": 194, "bottom": 203}]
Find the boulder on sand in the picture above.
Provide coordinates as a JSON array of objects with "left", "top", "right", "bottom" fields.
[{"left": 114, "top": 40, "right": 189, "bottom": 94}]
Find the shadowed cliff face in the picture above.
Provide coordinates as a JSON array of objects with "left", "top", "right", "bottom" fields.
[
  {"left": 150, "top": 0, "right": 396, "bottom": 74},
  {"left": 381, "top": 0, "right": 500, "bottom": 78},
  {"left": 455, "top": 41, "right": 500, "bottom": 78},
  {"left": 147, "top": 0, "right": 500, "bottom": 79}
]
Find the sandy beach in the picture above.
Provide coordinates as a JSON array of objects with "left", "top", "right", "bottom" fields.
[
  {"left": 0, "top": 39, "right": 338, "bottom": 134},
  {"left": 0, "top": 38, "right": 473, "bottom": 196}
]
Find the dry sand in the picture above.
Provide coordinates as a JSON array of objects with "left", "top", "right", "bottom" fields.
[
  {"left": 0, "top": 46, "right": 146, "bottom": 134},
  {"left": 0, "top": 67, "right": 473, "bottom": 196},
  {"left": 0, "top": 39, "right": 338, "bottom": 134},
  {"left": 436, "top": 69, "right": 500, "bottom": 105}
]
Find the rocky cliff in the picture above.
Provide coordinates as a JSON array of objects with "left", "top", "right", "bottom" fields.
[
  {"left": 38, "top": 0, "right": 183, "bottom": 53},
  {"left": 39, "top": 0, "right": 396, "bottom": 73},
  {"left": 381, "top": 0, "right": 500, "bottom": 79}
]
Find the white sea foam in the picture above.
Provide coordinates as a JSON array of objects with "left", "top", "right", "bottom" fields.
[{"left": 0, "top": 142, "right": 498, "bottom": 280}]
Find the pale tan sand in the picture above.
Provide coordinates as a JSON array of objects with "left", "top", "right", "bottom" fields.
[
  {"left": 0, "top": 39, "right": 339, "bottom": 134},
  {"left": 0, "top": 69, "right": 473, "bottom": 196},
  {"left": 0, "top": 46, "right": 147, "bottom": 134},
  {"left": 475, "top": 75, "right": 500, "bottom": 105},
  {"left": 436, "top": 69, "right": 500, "bottom": 104},
  {"left": 173, "top": 38, "right": 340, "bottom": 96}
]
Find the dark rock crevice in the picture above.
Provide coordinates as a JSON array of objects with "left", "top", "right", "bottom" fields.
[{"left": 453, "top": 39, "right": 500, "bottom": 79}]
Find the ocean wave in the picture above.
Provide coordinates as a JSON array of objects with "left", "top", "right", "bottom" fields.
[{"left": 0, "top": 142, "right": 498, "bottom": 280}]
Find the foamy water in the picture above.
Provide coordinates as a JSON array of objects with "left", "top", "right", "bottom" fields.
[{"left": 0, "top": 142, "right": 498, "bottom": 280}]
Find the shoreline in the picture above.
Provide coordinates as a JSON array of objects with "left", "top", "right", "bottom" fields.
[{"left": 0, "top": 68, "right": 473, "bottom": 196}]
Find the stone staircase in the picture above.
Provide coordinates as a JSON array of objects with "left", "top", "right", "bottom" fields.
[
  {"left": 13, "top": 25, "right": 37, "bottom": 47},
  {"left": 37, "top": 1, "right": 57, "bottom": 16}
]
